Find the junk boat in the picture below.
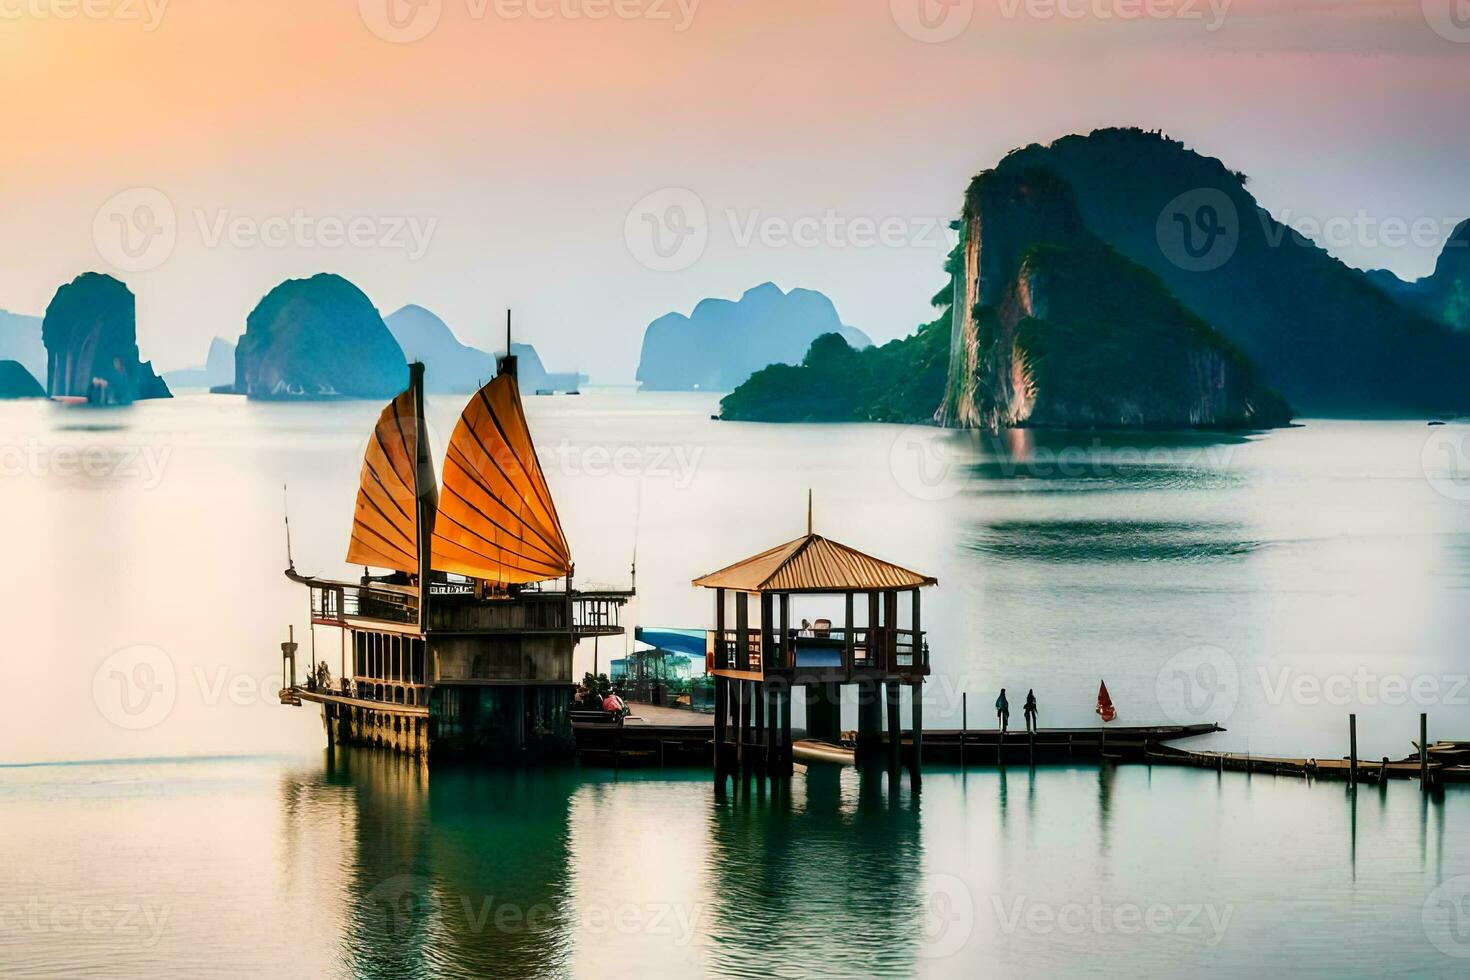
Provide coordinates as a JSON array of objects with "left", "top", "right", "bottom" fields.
[{"left": 277, "top": 339, "right": 632, "bottom": 763}]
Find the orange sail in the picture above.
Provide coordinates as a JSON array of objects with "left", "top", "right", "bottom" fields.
[
  {"left": 430, "top": 374, "right": 572, "bottom": 585},
  {"left": 345, "top": 384, "right": 436, "bottom": 573}
]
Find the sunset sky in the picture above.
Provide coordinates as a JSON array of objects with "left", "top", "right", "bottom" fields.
[{"left": 1, "top": 0, "right": 1467, "bottom": 380}]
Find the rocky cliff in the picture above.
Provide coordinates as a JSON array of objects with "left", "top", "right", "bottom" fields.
[
  {"left": 939, "top": 167, "right": 1289, "bottom": 430},
  {"left": 982, "top": 129, "right": 1470, "bottom": 416},
  {"left": 233, "top": 274, "right": 406, "bottom": 400},
  {"left": 1367, "top": 219, "right": 1470, "bottom": 333},
  {"left": 0, "top": 360, "right": 44, "bottom": 399},
  {"left": 41, "top": 273, "right": 170, "bottom": 404},
  {"left": 637, "top": 283, "right": 871, "bottom": 391}
]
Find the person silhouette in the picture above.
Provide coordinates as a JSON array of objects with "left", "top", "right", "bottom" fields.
[
  {"left": 1024, "top": 689, "right": 1038, "bottom": 733},
  {"left": 995, "top": 688, "right": 1010, "bottom": 733}
]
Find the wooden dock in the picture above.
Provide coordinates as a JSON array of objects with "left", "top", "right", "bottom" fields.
[
  {"left": 575, "top": 718, "right": 1223, "bottom": 769},
  {"left": 1144, "top": 740, "right": 1470, "bottom": 785}
]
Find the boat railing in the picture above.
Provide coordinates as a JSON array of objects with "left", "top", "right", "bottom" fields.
[
  {"left": 308, "top": 581, "right": 419, "bottom": 627},
  {"left": 706, "top": 626, "right": 927, "bottom": 674}
]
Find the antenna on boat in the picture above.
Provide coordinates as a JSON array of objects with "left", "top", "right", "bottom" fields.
[{"left": 283, "top": 483, "right": 295, "bottom": 572}]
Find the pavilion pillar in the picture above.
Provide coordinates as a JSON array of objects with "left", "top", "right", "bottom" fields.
[
  {"left": 735, "top": 594, "right": 749, "bottom": 671},
  {"left": 754, "top": 680, "right": 767, "bottom": 768},
  {"left": 885, "top": 680, "right": 902, "bottom": 774},
  {"left": 780, "top": 686, "right": 794, "bottom": 775},
  {"left": 805, "top": 684, "right": 841, "bottom": 744},
  {"left": 713, "top": 676, "right": 728, "bottom": 775},
  {"left": 856, "top": 679, "right": 882, "bottom": 764},
  {"left": 910, "top": 680, "right": 924, "bottom": 787}
]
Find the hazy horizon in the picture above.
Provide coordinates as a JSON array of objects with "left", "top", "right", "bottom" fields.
[{"left": 3, "top": 0, "right": 1468, "bottom": 381}]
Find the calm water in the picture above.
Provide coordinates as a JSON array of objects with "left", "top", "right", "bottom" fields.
[{"left": 2, "top": 392, "right": 1470, "bottom": 976}]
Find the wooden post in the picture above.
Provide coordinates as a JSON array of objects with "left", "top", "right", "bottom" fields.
[
  {"left": 844, "top": 593, "right": 855, "bottom": 672},
  {"left": 960, "top": 693, "right": 967, "bottom": 769},
  {"left": 885, "top": 680, "right": 901, "bottom": 774},
  {"left": 754, "top": 682, "right": 766, "bottom": 770},
  {"left": 1420, "top": 712, "right": 1429, "bottom": 792},
  {"left": 735, "top": 594, "right": 749, "bottom": 671},
  {"left": 1348, "top": 714, "right": 1357, "bottom": 788},
  {"left": 712, "top": 678, "right": 726, "bottom": 774},
  {"left": 781, "top": 687, "right": 793, "bottom": 775},
  {"left": 910, "top": 680, "right": 923, "bottom": 786},
  {"left": 857, "top": 679, "right": 882, "bottom": 764},
  {"left": 737, "top": 681, "right": 748, "bottom": 769},
  {"left": 779, "top": 593, "right": 790, "bottom": 669},
  {"left": 714, "top": 588, "right": 726, "bottom": 671}
]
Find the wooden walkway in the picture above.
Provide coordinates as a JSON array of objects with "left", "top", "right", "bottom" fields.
[{"left": 1145, "top": 741, "right": 1470, "bottom": 785}]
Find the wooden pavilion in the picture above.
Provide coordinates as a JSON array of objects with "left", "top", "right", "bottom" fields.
[{"left": 694, "top": 521, "right": 937, "bottom": 782}]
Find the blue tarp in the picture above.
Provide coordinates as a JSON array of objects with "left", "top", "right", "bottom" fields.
[{"left": 634, "top": 627, "right": 707, "bottom": 659}]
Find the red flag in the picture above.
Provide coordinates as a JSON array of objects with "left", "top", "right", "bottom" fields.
[{"left": 1096, "top": 681, "right": 1117, "bottom": 723}]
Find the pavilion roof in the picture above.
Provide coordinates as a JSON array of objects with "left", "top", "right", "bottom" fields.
[{"left": 692, "top": 533, "right": 937, "bottom": 594}]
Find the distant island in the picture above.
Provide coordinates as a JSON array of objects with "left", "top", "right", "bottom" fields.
[
  {"left": 723, "top": 128, "right": 1470, "bottom": 428},
  {"left": 0, "top": 310, "right": 45, "bottom": 385},
  {"left": 637, "top": 282, "right": 871, "bottom": 392},
  {"left": 43, "top": 273, "right": 171, "bottom": 404},
  {"left": 163, "top": 337, "right": 236, "bottom": 391},
  {"left": 385, "top": 305, "right": 579, "bottom": 394},
  {"left": 0, "top": 360, "right": 44, "bottom": 399}
]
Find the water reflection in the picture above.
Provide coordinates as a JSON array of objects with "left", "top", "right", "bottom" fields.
[
  {"left": 703, "top": 767, "right": 925, "bottom": 979},
  {"left": 969, "top": 519, "right": 1262, "bottom": 563},
  {"left": 966, "top": 428, "right": 1251, "bottom": 494},
  {"left": 282, "top": 751, "right": 577, "bottom": 979}
]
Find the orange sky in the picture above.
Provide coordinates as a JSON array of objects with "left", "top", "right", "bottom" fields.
[{"left": 1, "top": 0, "right": 1466, "bottom": 377}]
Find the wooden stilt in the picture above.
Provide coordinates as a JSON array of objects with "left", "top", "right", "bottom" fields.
[
  {"left": 1349, "top": 713, "right": 1358, "bottom": 788},
  {"left": 885, "top": 680, "right": 901, "bottom": 774},
  {"left": 910, "top": 680, "right": 923, "bottom": 786}
]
